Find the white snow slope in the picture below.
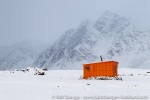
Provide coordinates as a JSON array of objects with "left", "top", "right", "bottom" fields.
[
  {"left": 0, "top": 68, "right": 150, "bottom": 100},
  {"left": 0, "top": 40, "right": 47, "bottom": 70},
  {"left": 33, "top": 12, "right": 150, "bottom": 69}
]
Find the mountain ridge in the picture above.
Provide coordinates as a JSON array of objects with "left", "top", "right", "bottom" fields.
[
  {"left": 0, "top": 40, "right": 47, "bottom": 70},
  {"left": 1, "top": 12, "right": 150, "bottom": 70},
  {"left": 33, "top": 12, "right": 150, "bottom": 69}
]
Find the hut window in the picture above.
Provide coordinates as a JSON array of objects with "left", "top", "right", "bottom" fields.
[{"left": 85, "top": 67, "right": 90, "bottom": 71}]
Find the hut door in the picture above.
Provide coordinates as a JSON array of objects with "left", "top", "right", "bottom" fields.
[
  {"left": 85, "top": 66, "right": 91, "bottom": 78},
  {"left": 114, "top": 66, "right": 117, "bottom": 75}
]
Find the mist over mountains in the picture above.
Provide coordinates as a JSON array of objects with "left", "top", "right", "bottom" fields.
[
  {"left": 33, "top": 12, "right": 150, "bottom": 69},
  {"left": 0, "top": 40, "right": 47, "bottom": 70},
  {"left": 0, "top": 12, "right": 150, "bottom": 70}
]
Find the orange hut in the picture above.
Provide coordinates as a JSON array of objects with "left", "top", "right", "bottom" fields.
[{"left": 83, "top": 61, "right": 118, "bottom": 79}]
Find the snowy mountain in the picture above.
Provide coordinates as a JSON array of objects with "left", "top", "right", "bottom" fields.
[
  {"left": 107, "top": 29, "right": 150, "bottom": 69},
  {"left": 0, "top": 11, "right": 146, "bottom": 70},
  {"left": 0, "top": 40, "right": 47, "bottom": 70},
  {"left": 33, "top": 12, "right": 150, "bottom": 69}
]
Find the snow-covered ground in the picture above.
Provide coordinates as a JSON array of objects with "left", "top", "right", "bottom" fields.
[{"left": 0, "top": 68, "right": 150, "bottom": 100}]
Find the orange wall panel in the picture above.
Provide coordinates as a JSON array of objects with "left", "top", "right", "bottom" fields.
[{"left": 83, "top": 61, "right": 118, "bottom": 79}]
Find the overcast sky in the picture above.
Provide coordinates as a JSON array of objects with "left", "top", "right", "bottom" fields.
[{"left": 0, "top": 0, "right": 150, "bottom": 46}]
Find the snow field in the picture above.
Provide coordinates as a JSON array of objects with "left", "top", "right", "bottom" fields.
[{"left": 0, "top": 68, "right": 150, "bottom": 100}]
